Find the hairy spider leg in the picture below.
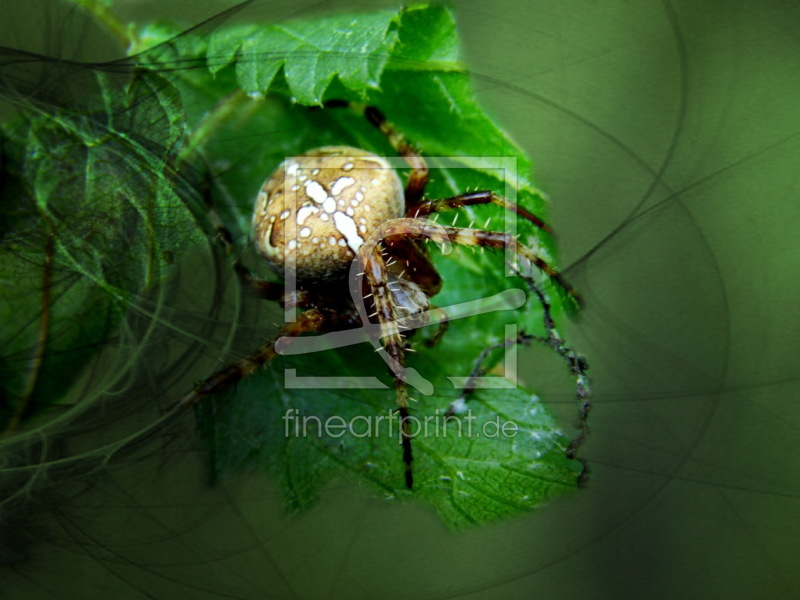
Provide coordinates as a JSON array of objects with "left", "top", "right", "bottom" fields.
[
  {"left": 323, "top": 100, "right": 429, "bottom": 205},
  {"left": 382, "top": 235, "right": 442, "bottom": 296},
  {"left": 437, "top": 256, "right": 590, "bottom": 483},
  {"left": 323, "top": 103, "right": 578, "bottom": 309},
  {"left": 454, "top": 268, "right": 589, "bottom": 462},
  {"left": 407, "top": 191, "right": 583, "bottom": 311},
  {"left": 356, "top": 245, "right": 417, "bottom": 489},
  {"left": 178, "top": 308, "right": 336, "bottom": 410},
  {"left": 409, "top": 190, "right": 554, "bottom": 237},
  {"left": 355, "top": 105, "right": 557, "bottom": 241},
  {"left": 382, "top": 218, "right": 583, "bottom": 309},
  {"left": 363, "top": 106, "right": 429, "bottom": 205},
  {"left": 349, "top": 104, "right": 582, "bottom": 310}
]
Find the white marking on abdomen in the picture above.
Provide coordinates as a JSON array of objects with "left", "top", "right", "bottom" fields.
[
  {"left": 333, "top": 211, "right": 364, "bottom": 253},
  {"left": 323, "top": 197, "right": 337, "bottom": 213},
  {"left": 331, "top": 176, "right": 355, "bottom": 196},
  {"left": 296, "top": 205, "right": 319, "bottom": 225},
  {"left": 305, "top": 180, "right": 328, "bottom": 204}
]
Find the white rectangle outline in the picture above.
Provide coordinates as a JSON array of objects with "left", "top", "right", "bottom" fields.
[{"left": 278, "top": 156, "right": 527, "bottom": 394}]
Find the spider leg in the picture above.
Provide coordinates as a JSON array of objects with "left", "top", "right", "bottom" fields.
[
  {"left": 347, "top": 107, "right": 552, "bottom": 240},
  {"left": 232, "top": 259, "right": 284, "bottom": 299},
  {"left": 322, "top": 100, "right": 429, "bottom": 204},
  {"left": 424, "top": 305, "right": 449, "bottom": 348},
  {"left": 178, "top": 308, "right": 335, "bottom": 410},
  {"left": 519, "top": 272, "right": 591, "bottom": 485},
  {"left": 446, "top": 330, "right": 535, "bottom": 418},
  {"left": 232, "top": 259, "right": 312, "bottom": 310},
  {"left": 201, "top": 163, "right": 308, "bottom": 310},
  {"left": 382, "top": 218, "right": 583, "bottom": 309},
  {"left": 363, "top": 106, "right": 428, "bottom": 205},
  {"left": 383, "top": 237, "right": 442, "bottom": 296},
  {"left": 358, "top": 245, "right": 416, "bottom": 489},
  {"left": 441, "top": 259, "right": 591, "bottom": 484},
  {"left": 409, "top": 190, "right": 554, "bottom": 237},
  {"left": 194, "top": 156, "right": 297, "bottom": 304},
  {"left": 323, "top": 103, "right": 547, "bottom": 237}
]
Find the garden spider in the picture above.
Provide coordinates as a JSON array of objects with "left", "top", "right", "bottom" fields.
[{"left": 179, "top": 102, "right": 586, "bottom": 489}]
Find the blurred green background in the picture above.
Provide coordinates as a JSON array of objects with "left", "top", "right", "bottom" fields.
[{"left": 2, "top": 0, "right": 798, "bottom": 598}]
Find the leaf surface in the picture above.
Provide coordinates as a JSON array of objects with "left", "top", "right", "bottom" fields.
[{"left": 1, "top": 2, "right": 583, "bottom": 528}]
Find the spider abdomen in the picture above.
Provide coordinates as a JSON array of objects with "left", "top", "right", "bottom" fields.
[{"left": 253, "top": 146, "right": 404, "bottom": 282}]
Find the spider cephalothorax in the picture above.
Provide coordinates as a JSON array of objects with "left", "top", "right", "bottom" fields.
[{"left": 181, "top": 104, "right": 584, "bottom": 489}]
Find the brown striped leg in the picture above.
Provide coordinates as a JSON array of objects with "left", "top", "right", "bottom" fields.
[
  {"left": 358, "top": 245, "right": 416, "bottom": 489},
  {"left": 381, "top": 218, "right": 583, "bottom": 309},
  {"left": 178, "top": 309, "right": 334, "bottom": 410},
  {"left": 363, "top": 106, "right": 428, "bottom": 204},
  {"left": 383, "top": 238, "right": 442, "bottom": 297},
  {"left": 408, "top": 190, "right": 554, "bottom": 237},
  {"left": 322, "top": 101, "right": 429, "bottom": 205}
]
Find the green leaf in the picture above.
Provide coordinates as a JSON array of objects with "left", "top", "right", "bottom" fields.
[
  {"left": 134, "top": 7, "right": 403, "bottom": 105},
  {"left": 147, "top": 4, "right": 584, "bottom": 527},
  {"left": 0, "top": 65, "right": 204, "bottom": 428},
  {"left": 387, "top": 3, "right": 462, "bottom": 68},
  {"left": 198, "top": 350, "right": 581, "bottom": 526},
  {"left": 1, "top": 3, "right": 584, "bottom": 528}
]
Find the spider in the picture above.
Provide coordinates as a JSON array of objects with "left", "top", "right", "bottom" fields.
[{"left": 179, "top": 102, "right": 585, "bottom": 489}]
